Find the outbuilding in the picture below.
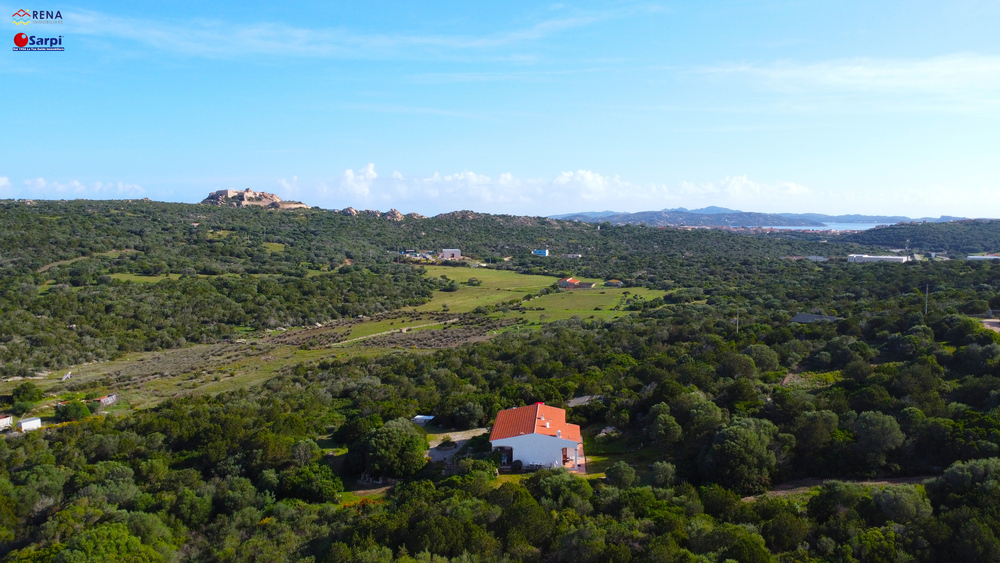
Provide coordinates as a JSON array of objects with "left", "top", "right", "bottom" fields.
[
  {"left": 17, "top": 417, "right": 42, "bottom": 432},
  {"left": 0, "top": 415, "right": 12, "bottom": 431}
]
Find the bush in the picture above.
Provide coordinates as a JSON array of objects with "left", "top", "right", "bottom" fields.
[
  {"left": 56, "top": 400, "right": 91, "bottom": 422},
  {"left": 652, "top": 461, "right": 676, "bottom": 487},
  {"left": 605, "top": 461, "right": 637, "bottom": 489},
  {"left": 12, "top": 382, "right": 43, "bottom": 403}
]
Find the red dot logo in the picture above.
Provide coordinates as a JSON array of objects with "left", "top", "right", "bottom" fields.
[{"left": 14, "top": 33, "right": 28, "bottom": 47}]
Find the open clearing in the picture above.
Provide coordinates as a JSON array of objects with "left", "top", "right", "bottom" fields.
[{"left": 3, "top": 266, "right": 665, "bottom": 414}]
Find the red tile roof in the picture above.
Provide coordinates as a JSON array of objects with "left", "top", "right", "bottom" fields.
[
  {"left": 559, "top": 278, "right": 579, "bottom": 284},
  {"left": 489, "top": 403, "right": 582, "bottom": 443}
]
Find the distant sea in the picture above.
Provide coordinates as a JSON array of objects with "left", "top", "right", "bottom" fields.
[{"left": 767, "top": 222, "right": 888, "bottom": 231}]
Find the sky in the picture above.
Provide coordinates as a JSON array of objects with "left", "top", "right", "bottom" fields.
[{"left": 1, "top": 1, "right": 999, "bottom": 217}]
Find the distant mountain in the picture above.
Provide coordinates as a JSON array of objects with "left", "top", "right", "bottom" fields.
[
  {"left": 549, "top": 210, "right": 621, "bottom": 220},
  {"left": 553, "top": 208, "right": 969, "bottom": 228},
  {"left": 778, "top": 213, "right": 963, "bottom": 224},
  {"left": 555, "top": 209, "right": 822, "bottom": 227}
]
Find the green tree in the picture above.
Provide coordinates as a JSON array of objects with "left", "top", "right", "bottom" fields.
[
  {"left": 605, "top": 461, "right": 637, "bottom": 489},
  {"left": 55, "top": 400, "right": 91, "bottom": 422},
  {"left": 701, "top": 417, "right": 789, "bottom": 495},
  {"left": 12, "top": 382, "right": 44, "bottom": 403},
  {"left": 361, "top": 418, "right": 428, "bottom": 477},
  {"left": 852, "top": 411, "right": 905, "bottom": 471}
]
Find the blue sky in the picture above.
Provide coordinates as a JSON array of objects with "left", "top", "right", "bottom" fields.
[{"left": 2, "top": 1, "right": 998, "bottom": 216}]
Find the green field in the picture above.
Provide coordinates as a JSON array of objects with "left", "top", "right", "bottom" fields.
[
  {"left": 416, "top": 265, "right": 662, "bottom": 323},
  {"left": 5, "top": 266, "right": 666, "bottom": 414}
]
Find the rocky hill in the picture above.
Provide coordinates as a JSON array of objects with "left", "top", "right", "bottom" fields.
[{"left": 201, "top": 189, "right": 309, "bottom": 210}]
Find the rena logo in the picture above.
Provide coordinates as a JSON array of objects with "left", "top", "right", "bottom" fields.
[
  {"left": 12, "top": 9, "right": 31, "bottom": 24},
  {"left": 14, "top": 33, "right": 28, "bottom": 47}
]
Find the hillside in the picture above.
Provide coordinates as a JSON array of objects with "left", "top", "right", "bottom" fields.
[
  {"left": 5, "top": 199, "right": 1000, "bottom": 562},
  {"left": 842, "top": 219, "right": 1000, "bottom": 253}
]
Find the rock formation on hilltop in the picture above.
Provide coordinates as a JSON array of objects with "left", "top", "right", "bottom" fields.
[
  {"left": 202, "top": 189, "right": 309, "bottom": 210},
  {"left": 339, "top": 207, "right": 359, "bottom": 216},
  {"left": 385, "top": 209, "right": 405, "bottom": 221}
]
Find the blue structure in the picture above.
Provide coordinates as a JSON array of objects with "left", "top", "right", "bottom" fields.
[{"left": 532, "top": 249, "right": 549, "bottom": 257}]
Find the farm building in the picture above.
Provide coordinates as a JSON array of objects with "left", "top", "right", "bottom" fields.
[
  {"left": 604, "top": 280, "right": 624, "bottom": 287},
  {"left": 17, "top": 417, "right": 42, "bottom": 432},
  {"left": 532, "top": 249, "right": 549, "bottom": 257},
  {"left": 968, "top": 255, "right": 1000, "bottom": 260},
  {"left": 489, "top": 403, "right": 584, "bottom": 473},
  {"left": 558, "top": 277, "right": 580, "bottom": 288},
  {"left": 96, "top": 393, "right": 118, "bottom": 407},
  {"left": 576, "top": 282, "right": 597, "bottom": 289},
  {"left": 847, "top": 254, "right": 909, "bottom": 263},
  {"left": 0, "top": 415, "right": 12, "bottom": 431},
  {"left": 440, "top": 249, "right": 462, "bottom": 260},
  {"left": 561, "top": 254, "right": 582, "bottom": 259}
]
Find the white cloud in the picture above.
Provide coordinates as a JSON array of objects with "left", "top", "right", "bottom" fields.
[
  {"left": 340, "top": 163, "right": 378, "bottom": 196},
  {"left": 702, "top": 54, "right": 1000, "bottom": 111},
  {"left": 292, "top": 165, "right": 815, "bottom": 215},
  {"left": 15, "top": 178, "right": 143, "bottom": 198},
  {"left": 63, "top": 10, "right": 599, "bottom": 59}
]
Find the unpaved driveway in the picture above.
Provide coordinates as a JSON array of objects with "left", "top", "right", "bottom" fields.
[{"left": 427, "top": 428, "right": 489, "bottom": 463}]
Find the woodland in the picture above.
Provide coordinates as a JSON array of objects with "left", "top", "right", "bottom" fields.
[{"left": 2, "top": 200, "right": 1000, "bottom": 562}]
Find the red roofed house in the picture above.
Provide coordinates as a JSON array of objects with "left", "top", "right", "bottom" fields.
[
  {"left": 558, "top": 277, "right": 580, "bottom": 288},
  {"left": 489, "top": 403, "right": 585, "bottom": 473}
]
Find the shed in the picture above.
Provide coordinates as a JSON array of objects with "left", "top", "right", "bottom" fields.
[{"left": 17, "top": 417, "right": 42, "bottom": 432}]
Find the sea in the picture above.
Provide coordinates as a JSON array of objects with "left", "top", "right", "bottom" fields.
[{"left": 767, "top": 223, "right": 887, "bottom": 231}]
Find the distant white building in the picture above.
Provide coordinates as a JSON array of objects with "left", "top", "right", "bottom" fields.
[
  {"left": 532, "top": 249, "right": 549, "bottom": 257},
  {"left": 848, "top": 254, "right": 909, "bottom": 263},
  {"left": 804, "top": 256, "right": 829, "bottom": 262},
  {"left": 441, "top": 249, "right": 461, "bottom": 260},
  {"left": 561, "top": 254, "right": 583, "bottom": 259},
  {"left": 411, "top": 415, "right": 435, "bottom": 426},
  {"left": 968, "top": 255, "right": 1000, "bottom": 261},
  {"left": 0, "top": 415, "right": 12, "bottom": 431},
  {"left": 17, "top": 417, "right": 41, "bottom": 432}
]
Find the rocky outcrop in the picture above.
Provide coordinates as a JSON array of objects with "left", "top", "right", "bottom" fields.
[
  {"left": 406, "top": 212, "right": 425, "bottom": 219},
  {"left": 384, "top": 209, "right": 404, "bottom": 221},
  {"left": 362, "top": 209, "right": 382, "bottom": 218},
  {"left": 339, "top": 207, "right": 359, "bottom": 217},
  {"left": 202, "top": 189, "right": 307, "bottom": 210},
  {"left": 435, "top": 210, "right": 480, "bottom": 220}
]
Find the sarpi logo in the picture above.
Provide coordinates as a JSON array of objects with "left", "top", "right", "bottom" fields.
[
  {"left": 11, "top": 9, "right": 63, "bottom": 25},
  {"left": 13, "top": 32, "right": 63, "bottom": 51}
]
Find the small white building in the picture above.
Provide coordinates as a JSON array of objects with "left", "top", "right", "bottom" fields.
[
  {"left": 968, "top": 255, "right": 1000, "bottom": 261},
  {"left": 17, "top": 417, "right": 42, "bottom": 432},
  {"left": 490, "top": 403, "right": 584, "bottom": 473},
  {"left": 532, "top": 249, "right": 549, "bottom": 257},
  {"left": 441, "top": 249, "right": 461, "bottom": 260},
  {"left": 0, "top": 415, "right": 12, "bottom": 431},
  {"left": 848, "top": 254, "right": 909, "bottom": 263},
  {"left": 411, "top": 415, "right": 435, "bottom": 426}
]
